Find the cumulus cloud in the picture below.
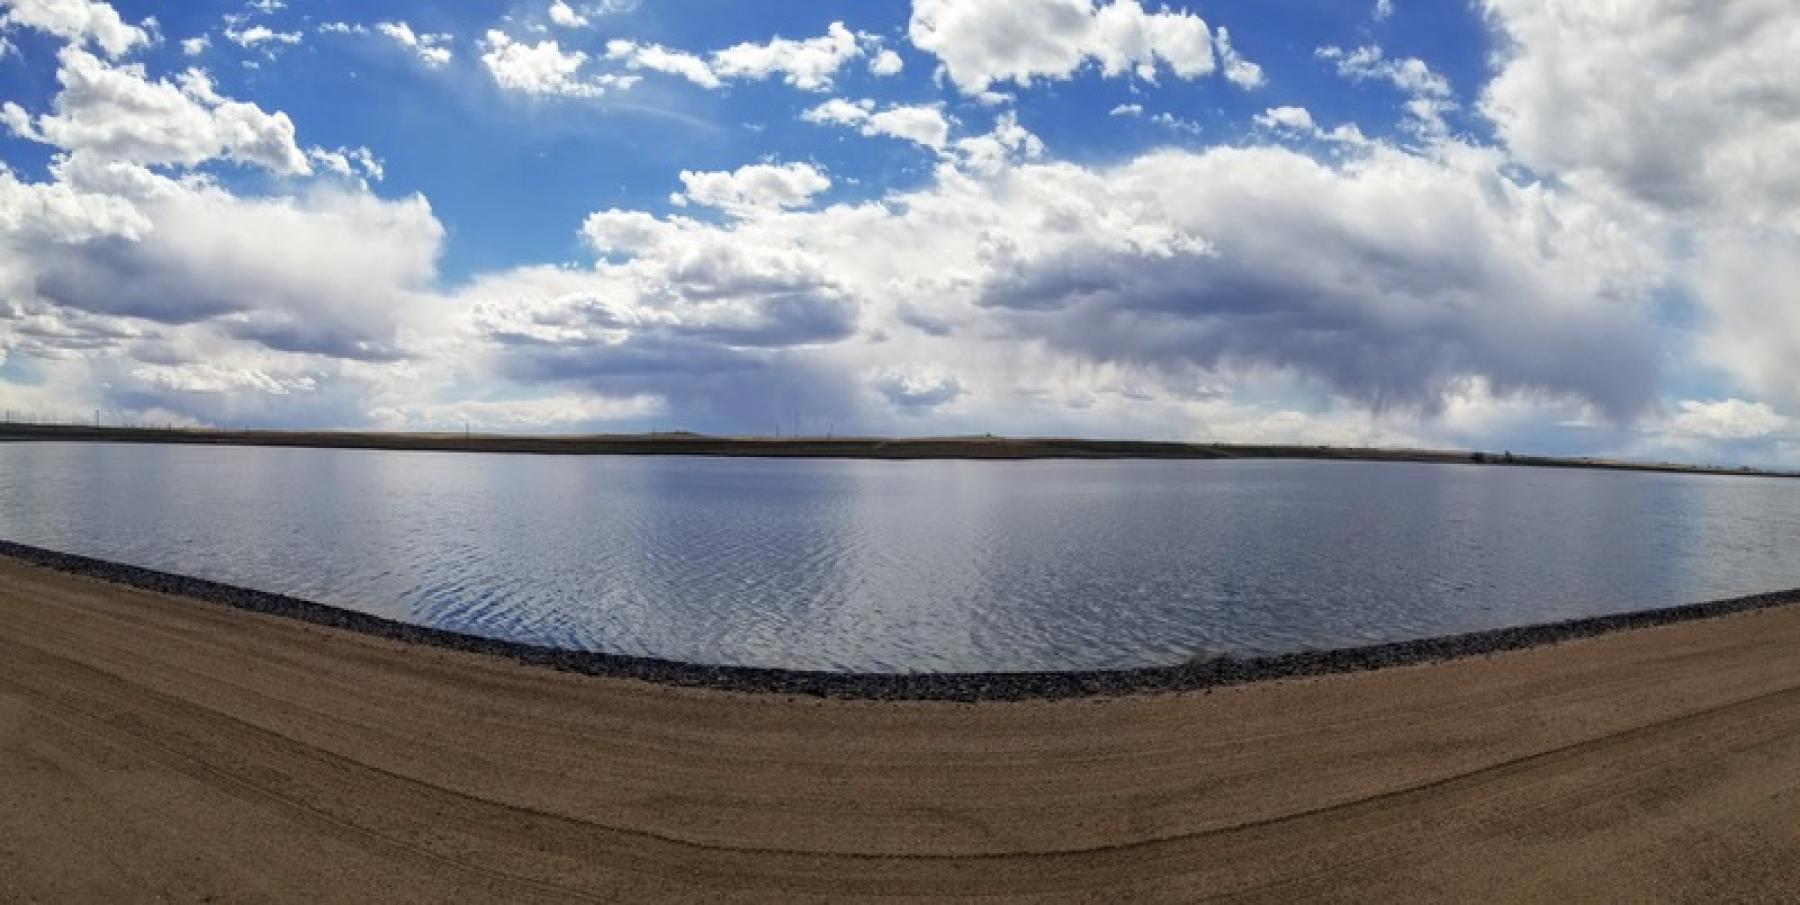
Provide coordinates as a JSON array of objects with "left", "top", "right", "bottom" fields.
[
  {"left": 547, "top": 1, "right": 589, "bottom": 29},
  {"left": 464, "top": 121, "right": 1661, "bottom": 427},
  {"left": 0, "top": 160, "right": 150, "bottom": 242},
  {"left": 130, "top": 361, "right": 317, "bottom": 396},
  {"left": 710, "top": 20, "right": 862, "bottom": 91},
  {"left": 869, "top": 48, "right": 904, "bottom": 77},
  {"left": 306, "top": 145, "right": 384, "bottom": 182},
  {"left": 672, "top": 162, "right": 831, "bottom": 215},
  {"left": 803, "top": 98, "right": 953, "bottom": 151},
  {"left": 7, "top": 0, "right": 1795, "bottom": 459},
  {"left": 368, "top": 393, "right": 664, "bottom": 431},
  {"left": 1480, "top": 0, "right": 1800, "bottom": 422},
  {"left": 952, "top": 145, "right": 1660, "bottom": 416},
  {"left": 873, "top": 368, "right": 964, "bottom": 411},
  {"left": 1318, "top": 44, "right": 1454, "bottom": 138},
  {"left": 1319, "top": 44, "right": 1449, "bottom": 98},
  {"left": 449, "top": 244, "right": 862, "bottom": 431},
  {"left": 480, "top": 30, "right": 633, "bottom": 97},
  {"left": 1255, "top": 105, "right": 1314, "bottom": 132},
  {"left": 604, "top": 39, "right": 719, "bottom": 88},
  {"left": 1482, "top": 0, "right": 1800, "bottom": 226},
  {"left": 908, "top": 0, "right": 1255, "bottom": 94},
  {"left": 224, "top": 24, "right": 300, "bottom": 50},
  {"left": 0, "top": 0, "right": 148, "bottom": 58},
  {"left": 29, "top": 173, "right": 443, "bottom": 359},
  {"left": 1255, "top": 105, "right": 1367, "bottom": 145},
  {"left": 0, "top": 88, "right": 444, "bottom": 428},
  {"left": 603, "top": 22, "right": 878, "bottom": 92},
  {"left": 376, "top": 21, "right": 452, "bottom": 68},
  {"left": 1661, "top": 399, "right": 1789, "bottom": 443},
  {"left": 5, "top": 49, "right": 310, "bottom": 174},
  {"left": 1212, "top": 27, "right": 1262, "bottom": 89}
]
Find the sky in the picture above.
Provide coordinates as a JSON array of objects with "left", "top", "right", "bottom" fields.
[{"left": 1, "top": 0, "right": 1798, "bottom": 465}]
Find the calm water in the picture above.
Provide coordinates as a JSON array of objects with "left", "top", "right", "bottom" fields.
[{"left": 3, "top": 441, "right": 1799, "bottom": 672}]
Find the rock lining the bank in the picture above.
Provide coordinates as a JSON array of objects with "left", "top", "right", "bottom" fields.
[{"left": 3, "top": 538, "right": 1795, "bottom": 702}]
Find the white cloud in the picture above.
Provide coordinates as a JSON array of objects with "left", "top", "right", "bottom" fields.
[
  {"left": 547, "top": 1, "right": 589, "bottom": 29},
  {"left": 0, "top": 0, "right": 148, "bottom": 58},
  {"left": 873, "top": 368, "right": 964, "bottom": 411},
  {"left": 869, "top": 48, "right": 904, "bottom": 77},
  {"left": 1318, "top": 44, "right": 1454, "bottom": 137},
  {"left": 1319, "top": 44, "right": 1449, "bottom": 98},
  {"left": 480, "top": 30, "right": 633, "bottom": 98},
  {"left": 908, "top": 0, "right": 1256, "bottom": 94},
  {"left": 1255, "top": 105, "right": 1367, "bottom": 145},
  {"left": 5, "top": 47, "right": 310, "bottom": 174},
  {"left": 1687, "top": 232, "right": 1800, "bottom": 414},
  {"left": 950, "top": 110, "right": 1044, "bottom": 174},
  {"left": 130, "top": 362, "right": 316, "bottom": 396},
  {"left": 7, "top": 0, "right": 1795, "bottom": 458},
  {"left": 673, "top": 162, "right": 831, "bottom": 215},
  {"left": 1213, "top": 27, "right": 1262, "bottom": 89},
  {"left": 470, "top": 131, "right": 1659, "bottom": 432},
  {"left": 924, "top": 144, "right": 1657, "bottom": 415},
  {"left": 1480, "top": 1, "right": 1800, "bottom": 424},
  {"left": 180, "top": 34, "right": 209, "bottom": 55},
  {"left": 710, "top": 20, "right": 861, "bottom": 91},
  {"left": 368, "top": 393, "right": 664, "bottom": 431},
  {"left": 1481, "top": 0, "right": 1800, "bottom": 228},
  {"left": 376, "top": 21, "right": 452, "bottom": 68},
  {"left": 1148, "top": 111, "right": 1200, "bottom": 135},
  {"left": 1255, "top": 105, "right": 1314, "bottom": 132},
  {"left": 1373, "top": 0, "right": 1394, "bottom": 21},
  {"left": 801, "top": 97, "right": 872, "bottom": 126},
  {"left": 605, "top": 39, "right": 719, "bottom": 88},
  {"left": 224, "top": 25, "right": 300, "bottom": 49},
  {"left": 803, "top": 98, "right": 953, "bottom": 151},
  {"left": 1661, "top": 399, "right": 1788, "bottom": 443},
  {"left": 0, "top": 160, "right": 150, "bottom": 242},
  {"left": 307, "top": 145, "right": 384, "bottom": 182},
  {"left": 600, "top": 24, "right": 889, "bottom": 93},
  {"left": 864, "top": 104, "right": 953, "bottom": 150},
  {"left": 30, "top": 169, "right": 443, "bottom": 359}
]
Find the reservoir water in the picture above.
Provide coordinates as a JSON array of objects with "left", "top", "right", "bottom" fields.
[{"left": 2, "top": 441, "right": 1798, "bottom": 672}]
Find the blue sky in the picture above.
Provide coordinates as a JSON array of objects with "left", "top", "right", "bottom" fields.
[
  {"left": 2, "top": 0, "right": 1798, "bottom": 465},
  {"left": 27, "top": 0, "right": 1487, "bottom": 280}
]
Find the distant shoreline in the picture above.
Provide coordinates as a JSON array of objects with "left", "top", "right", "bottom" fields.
[{"left": 0, "top": 422, "right": 1793, "bottom": 479}]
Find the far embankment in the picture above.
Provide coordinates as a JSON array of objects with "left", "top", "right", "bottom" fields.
[{"left": 0, "top": 422, "right": 1792, "bottom": 479}]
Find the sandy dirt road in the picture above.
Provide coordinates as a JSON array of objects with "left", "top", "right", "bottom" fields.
[{"left": 3, "top": 556, "right": 1799, "bottom": 902}]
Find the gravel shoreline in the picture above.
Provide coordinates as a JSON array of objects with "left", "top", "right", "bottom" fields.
[{"left": 4, "top": 537, "right": 1796, "bottom": 702}]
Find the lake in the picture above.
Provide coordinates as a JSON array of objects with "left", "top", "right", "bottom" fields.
[{"left": 2, "top": 441, "right": 1798, "bottom": 672}]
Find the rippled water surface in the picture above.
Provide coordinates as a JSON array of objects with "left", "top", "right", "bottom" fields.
[{"left": 4, "top": 442, "right": 1800, "bottom": 671}]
